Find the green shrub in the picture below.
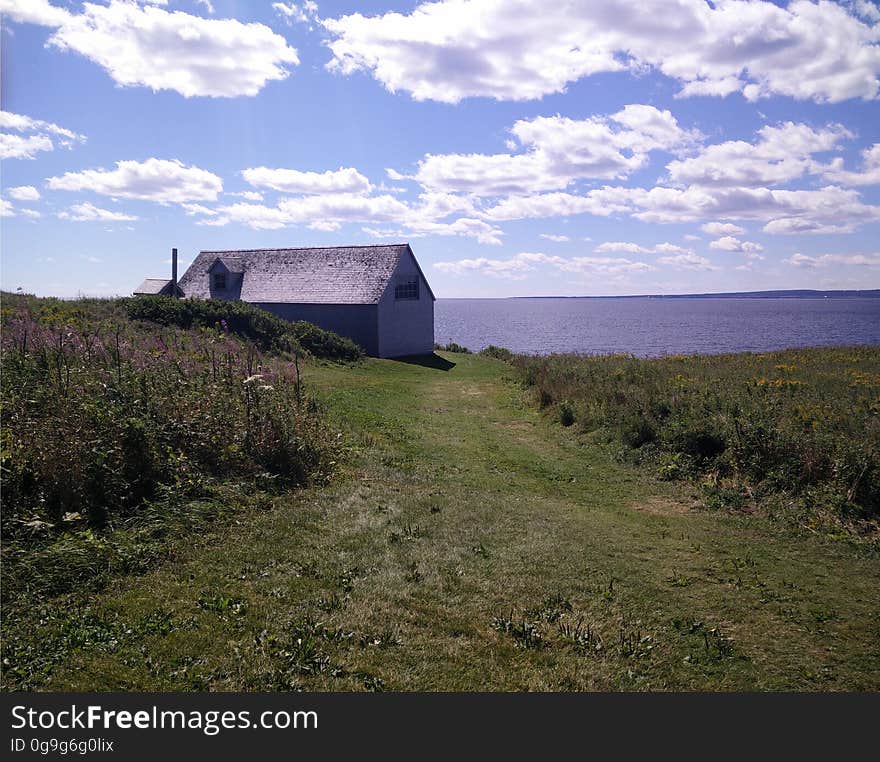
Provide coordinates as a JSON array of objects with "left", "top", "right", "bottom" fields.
[
  {"left": 435, "top": 342, "right": 471, "bottom": 354},
  {"left": 479, "top": 345, "right": 514, "bottom": 361},
  {"left": 123, "top": 296, "right": 361, "bottom": 361}
]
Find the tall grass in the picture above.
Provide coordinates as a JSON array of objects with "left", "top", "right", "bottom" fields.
[
  {"left": 512, "top": 348, "right": 880, "bottom": 535},
  {"left": 1, "top": 295, "right": 342, "bottom": 601}
]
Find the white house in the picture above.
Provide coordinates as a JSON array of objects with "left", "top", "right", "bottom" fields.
[{"left": 134, "top": 244, "right": 435, "bottom": 358}]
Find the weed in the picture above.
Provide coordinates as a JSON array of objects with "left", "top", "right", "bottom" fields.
[
  {"left": 558, "top": 619, "right": 603, "bottom": 655},
  {"left": 491, "top": 612, "right": 545, "bottom": 650}
]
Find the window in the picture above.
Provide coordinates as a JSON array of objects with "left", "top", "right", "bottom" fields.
[
  {"left": 394, "top": 279, "right": 419, "bottom": 300},
  {"left": 213, "top": 272, "right": 227, "bottom": 290}
]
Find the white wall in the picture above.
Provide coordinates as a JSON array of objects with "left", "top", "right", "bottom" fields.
[{"left": 376, "top": 249, "right": 435, "bottom": 357}]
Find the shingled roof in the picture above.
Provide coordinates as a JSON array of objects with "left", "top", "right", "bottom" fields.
[
  {"left": 133, "top": 278, "right": 182, "bottom": 296},
  {"left": 177, "top": 244, "right": 429, "bottom": 304}
]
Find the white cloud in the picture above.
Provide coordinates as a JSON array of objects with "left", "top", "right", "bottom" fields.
[
  {"left": 212, "top": 191, "right": 503, "bottom": 243},
  {"left": 657, "top": 252, "right": 717, "bottom": 270},
  {"left": 667, "top": 122, "right": 851, "bottom": 188},
  {"left": 479, "top": 182, "right": 880, "bottom": 237},
  {"left": 196, "top": 216, "right": 229, "bottom": 227},
  {"left": 2, "top": 0, "right": 299, "bottom": 98},
  {"left": 0, "top": 198, "right": 14, "bottom": 217},
  {"left": 181, "top": 203, "right": 218, "bottom": 216},
  {"left": 595, "top": 241, "right": 651, "bottom": 254},
  {"left": 308, "top": 220, "right": 340, "bottom": 231},
  {"left": 273, "top": 2, "right": 319, "bottom": 25},
  {"left": 595, "top": 241, "right": 695, "bottom": 256},
  {"left": 48, "top": 158, "right": 223, "bottom": 203},
  {"left": 821, "top": 143, "right": 880, "bottom": 186},
  {"left": 539, "top": 234, "right": 569, "bottom": 243},
  {"left": 709, "top": 236, "right": 765, "bottom": 256},
  {"left": 482, "top": 190, "right": 632, "bottom": 221},
  {"left": 7, "top": 185, "right": 41, "bottom": 201},
  {"left": 434, "top": 251, "right": 656, "bottom": 280},
  {"left": 19, "top": 208, "right": 42, "bottom": 218},
  {"left": 226, "top": 190, "right": 263, "bottom": 201},
  {"left": 0, "top": 110, "right": 85, "bottom": 159},
  {"left": 0, "top": 133, "right": 54, "bottom": 159},
  {"left": 323, "top": 0, "right": 880, "bottom": 104},
  {"left": 412, "top": 105, "right": 698, "bottom": 195},
  {"left": 57, "top": 202, "right": 138, "bottom": 222},
  {"left": 0, "top": 0, "right": 70, "bottom": 27},
  {"left": 242, "top": 166, "right": 372, "bottom": 194},
  {"left": 701, "top": 221, "right": 745, "bottom": 236},
  {"left": 0, "top": 110, "right": 84, "bottom": 142},
  {"left": 783, "top": 252, "right": 880, "bottom": 267}
]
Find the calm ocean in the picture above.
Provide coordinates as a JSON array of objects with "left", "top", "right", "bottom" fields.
[{"left": 434, "top": 297, "right": 880, "bottom": 356}]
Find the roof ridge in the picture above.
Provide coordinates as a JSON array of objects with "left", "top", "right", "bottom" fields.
[{"left": 199, "top": 243, "right": 409, "bottom": 254}]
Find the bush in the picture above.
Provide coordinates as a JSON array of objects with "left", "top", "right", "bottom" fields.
[
  {"left": 435, "top": 342, "right": 471, "bottom": 354},
  {"left": 480, "top": 345, "right": 514, "bottom": 362},
  {"left": 123, "top": 296, "right": 362, "bottom": 361}
]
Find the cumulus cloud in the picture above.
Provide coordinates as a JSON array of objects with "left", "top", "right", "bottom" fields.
[
  {"left": 242, "top": 166, "right": 372, "bottom": 195},
  {"left": 7, "top": 186, "right": 41, "bottom": 201},
  {"left": 181, "top": 203, "right": 218, "bottom": 216},
  {"left": 0, "top": 110, "right": 85, "bottom": 159},
  {"left": 309, "top": 219, "right": 340, "bottom": 232},
  {"left": 411, "top": 105, "right": 699, "bottom": 195},
  {"left": 666, "top": 122, "right": 851, "bottom": 187},
  {"left": 709, "top": 236, "right": 765, "bottom": 256},
  {"left": 783, "top": 252, "right": 880, "bottom": 267},
  {"left": 273, "top": 2, "right": 319, "bottom": 25},
  {"left": 821, "top": 143, "right": 880, "bottom": 186},
  {"left": 210, "top": 190, "right": 503, "bottom": 243},
  {"left": 594, "top": 241, "right": 651, "bottom": 254},
  {"left": 595, "top": 241, "right": 697, "bottom": 257},
  {"left": 656, "top": 252, "right": 717, "bottom": 270},
  {"left": 479, "top": 181, "right": 880, "bottom": 236},
  {"left": 0, "top": 110, "right": 84, "bottom": 142},
  {"left": 225, "top": 190, "right": 263, "bottom": 201},
  {"left": 0, "top": 133, "right": 55, "bottom": 160},
  {"left": 434, "top": 251, "right": 656, "bottom": 280},
  {"left": 1, "top": 0, "right": 299, "bottom": 97},
  {"left": 701, "top": 221, "right": 745, "bottom": 236},
  {"left": 323, "top": 0, "right": 880, "bottom": 104},
  {"left": 0, "top": 0, "right": 70, "bottom": 27},
  {"left": 47, "top": 158, "right": 223, "bottom": 203},
  {"left": 540, "top": 234, "right": 569, "bottom": 243},
  {"left": 57, "top": 202, "right": 138, "bottom": 222},
  {"left": 0, "top": 198, "right": 15, "bottom": 217}
]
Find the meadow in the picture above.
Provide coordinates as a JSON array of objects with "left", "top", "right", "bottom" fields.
[
  {"left": 511, "top": 349, "right": 880, "bottom": 539},
  {"left": 1, "top": 296, "right": 877, "bottom": 691}
]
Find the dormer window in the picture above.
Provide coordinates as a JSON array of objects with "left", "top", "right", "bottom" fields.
[
  {"left": 395, "top": 278, "right": 418, "bottom": 300},
  {"left": 213, "top": 272, "right": 227, "bottom": 290}
]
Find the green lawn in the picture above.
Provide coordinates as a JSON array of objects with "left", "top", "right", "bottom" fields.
[{"left": 6, "top": 352, "right": 879, "bottom": 690}]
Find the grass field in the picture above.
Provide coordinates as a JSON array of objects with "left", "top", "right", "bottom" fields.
[{"left": 3, "top": 346, "right": 878, "bottom": 691}]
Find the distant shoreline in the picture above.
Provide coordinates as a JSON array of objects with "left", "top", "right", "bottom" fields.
[{"left": 456, "top": 289, "right": 880, "bottom": 300}]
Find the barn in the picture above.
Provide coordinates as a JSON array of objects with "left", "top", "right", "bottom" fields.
[{"left": 134, "top": 244, "right": 435, "bottom": 358}]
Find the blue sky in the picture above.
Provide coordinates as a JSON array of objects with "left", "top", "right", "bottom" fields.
[{"left": 1, "top": 0, "right": 879, "bottom": 298}]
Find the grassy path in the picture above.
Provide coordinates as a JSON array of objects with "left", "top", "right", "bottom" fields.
[{"left": 33, "top": 353, "right": 880, "bottom": 690}]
